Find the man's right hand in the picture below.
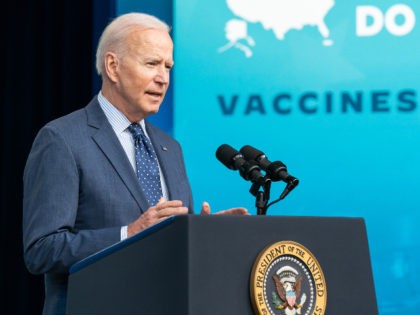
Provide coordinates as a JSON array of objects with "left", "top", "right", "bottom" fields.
[{"left": 127, "top": 198, "right": 188, "bottom": 237}]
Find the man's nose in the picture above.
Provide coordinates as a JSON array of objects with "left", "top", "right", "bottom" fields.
[{"left": 155, "top": 67, "right": 170, "bottom": 84}]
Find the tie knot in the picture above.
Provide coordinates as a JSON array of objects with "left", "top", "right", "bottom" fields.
[{"left": 128, "top": 123, "right": 145, "bottom": 140}]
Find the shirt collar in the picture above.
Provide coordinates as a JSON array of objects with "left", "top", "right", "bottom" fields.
[{"left": 97, "top": 91, "right": 146, "bottom": 134}]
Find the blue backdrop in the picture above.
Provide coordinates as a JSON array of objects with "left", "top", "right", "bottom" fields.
[{"left": 115, "top": 1, "right": 420, "bottom": 313}]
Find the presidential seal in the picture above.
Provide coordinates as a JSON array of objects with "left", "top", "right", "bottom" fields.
[{"left": 250, "top": 241, "right": 327, "bottom": 315}]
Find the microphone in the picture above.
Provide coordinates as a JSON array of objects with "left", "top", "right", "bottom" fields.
[
  {"left": 216, "top": 144, "right": 269, "bottom": 185},
  {"left": 240, "top": 145, "right": 299, "bottom": 199}
]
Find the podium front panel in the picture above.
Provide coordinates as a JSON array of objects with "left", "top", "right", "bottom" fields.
[{"left": 67, "top": 215, "right": 378, "bottom": 315}]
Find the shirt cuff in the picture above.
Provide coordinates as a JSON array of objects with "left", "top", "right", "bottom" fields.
[{"left": 120, "top": 225, "right": 128, "bottom": 241}]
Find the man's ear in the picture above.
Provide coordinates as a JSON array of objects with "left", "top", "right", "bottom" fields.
[{"left": 104, "top": 52, "right": 119, "bottom": 83}]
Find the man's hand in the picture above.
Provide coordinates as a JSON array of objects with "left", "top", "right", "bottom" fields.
[
  {"left": 200, "top": 201, "right": 248, "bottom": 215},
  {"left": 127, "top": 198, "right": 188, "bottom": 237}
]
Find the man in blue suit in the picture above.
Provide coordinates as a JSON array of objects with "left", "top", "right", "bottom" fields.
[{"left": 23, "top": 12, "right": 247, "bottom": 315}]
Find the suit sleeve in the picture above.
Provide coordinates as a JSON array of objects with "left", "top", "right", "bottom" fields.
[
  {"left": 23, "top": 126, "right": 121, "bottom": 274},
  {"left": 177, "top": 142, "right": 194, "bottom": 214}
]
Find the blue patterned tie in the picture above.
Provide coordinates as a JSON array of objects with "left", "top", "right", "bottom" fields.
[{"left": 128, "top": 123, "right": 163, "bottom": 206}]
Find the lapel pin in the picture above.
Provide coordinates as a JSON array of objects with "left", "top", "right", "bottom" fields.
[{"left": 162, "top": 146, "right": 168, "bottom": 151}]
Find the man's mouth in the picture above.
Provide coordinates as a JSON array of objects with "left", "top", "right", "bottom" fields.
[{"left": 146, "top": 91, "right": 163, "bottom": 98}]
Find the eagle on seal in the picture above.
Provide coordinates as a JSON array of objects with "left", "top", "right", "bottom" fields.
[{"left": 272, "top": 272, "right": 303, "bottom": 310}]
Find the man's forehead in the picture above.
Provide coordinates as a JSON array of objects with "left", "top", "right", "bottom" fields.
[{"left": 129, "top": 27, "right": 172, "bottom": 44}]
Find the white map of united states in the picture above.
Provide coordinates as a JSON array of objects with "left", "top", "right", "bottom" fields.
[{"left": 219, "top": 0, "right": 335, "bottom": 57}]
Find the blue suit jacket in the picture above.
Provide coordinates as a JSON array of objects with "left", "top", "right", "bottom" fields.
[{"left": 23, "top": 97, "right": 193, "bottom": 315}]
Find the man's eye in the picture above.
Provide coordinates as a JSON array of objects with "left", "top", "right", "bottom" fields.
[{"left": 146, "top": 61, "right": 157, "bottom": 66}]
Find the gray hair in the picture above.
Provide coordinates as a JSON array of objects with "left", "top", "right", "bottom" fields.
[{"left": 95, "top": 12, "right": 170, "bottom": 76}]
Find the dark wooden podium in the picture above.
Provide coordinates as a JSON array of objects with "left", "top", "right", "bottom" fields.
[{"left": 66, "top": 215, "right": 378, "bottom": 315}]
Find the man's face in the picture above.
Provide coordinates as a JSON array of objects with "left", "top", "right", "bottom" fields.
[{"left": 112, "top": 28, "right": 174, "bottom": 122}]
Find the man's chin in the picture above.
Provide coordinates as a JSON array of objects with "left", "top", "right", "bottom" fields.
[{"left": 147, "top": 105, "right": 161, "bottom": 115}]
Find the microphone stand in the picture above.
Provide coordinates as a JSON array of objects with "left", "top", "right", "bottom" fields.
[{"left": 249, "top": 177, "right": 271, "bottom": 215}]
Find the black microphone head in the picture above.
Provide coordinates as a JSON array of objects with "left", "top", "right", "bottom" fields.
[
  {"left": 216, "top": 144, "right": 243, "bottom": 170},
  {"left": 240, "top": 145, "right": 264, "bottom": 161},
  {"left": 216, "top": 144, "right": 270, "bottom": 184},
  {"left": 267, "top": 161, "right": 287, "bottom": 181}
]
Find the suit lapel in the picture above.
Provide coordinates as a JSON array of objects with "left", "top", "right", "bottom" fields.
[{"left": 85, "top": 99, "right": 149, "bottom": 212}]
